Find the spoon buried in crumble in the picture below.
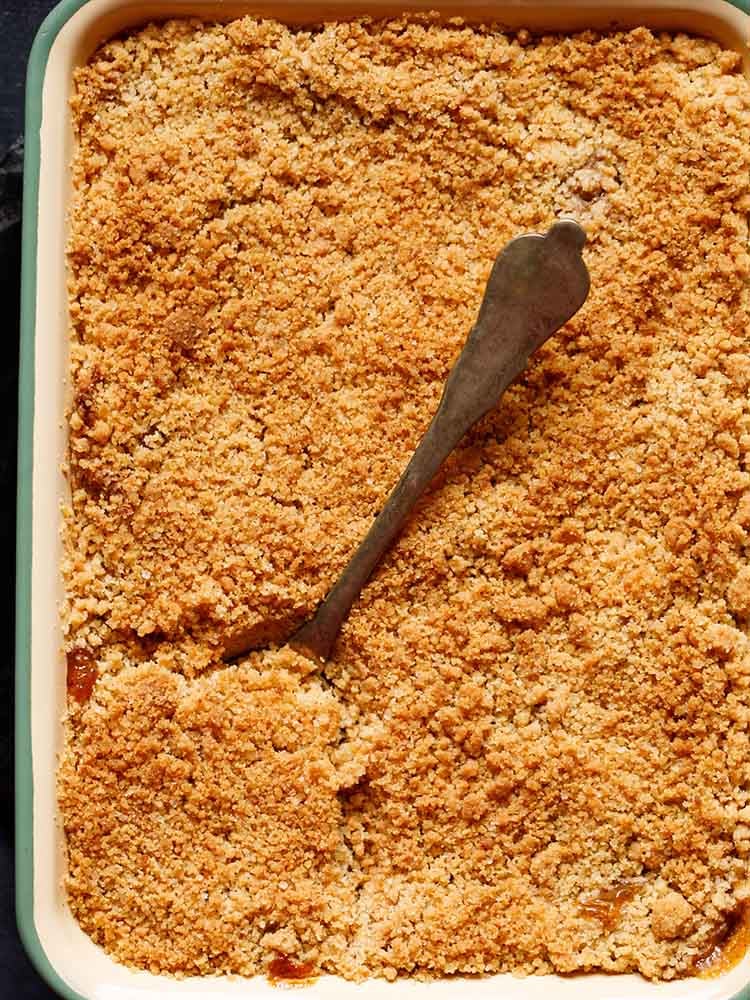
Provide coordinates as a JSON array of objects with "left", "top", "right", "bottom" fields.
[{"left": 225, "top": 219, "right": 590, "bottom": 664}]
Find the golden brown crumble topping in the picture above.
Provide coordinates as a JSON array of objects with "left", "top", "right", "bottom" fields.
[{"left": 60, "top": 14, "right": 750, "bottom": 982}]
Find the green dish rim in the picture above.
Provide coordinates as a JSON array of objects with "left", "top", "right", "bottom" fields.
[{"left": 15, "top": 0, "right": 750, "bottom": 996}]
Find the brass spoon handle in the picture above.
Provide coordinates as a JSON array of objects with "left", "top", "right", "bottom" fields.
[{"left": 288, "top": 220, "right": 590, "bottom": 663}]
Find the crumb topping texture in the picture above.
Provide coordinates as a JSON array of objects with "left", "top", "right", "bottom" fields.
[{"left": 60, "top": 16, "right": 750, "bottom": 981}]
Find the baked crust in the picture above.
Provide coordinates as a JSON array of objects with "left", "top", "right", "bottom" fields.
[{"left": 60, "top": 16, "right": 750, "bottom": 980}]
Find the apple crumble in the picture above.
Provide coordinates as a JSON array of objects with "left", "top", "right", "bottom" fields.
[{"left": 60, "top": 15, "right": 750, "bottom": 982}]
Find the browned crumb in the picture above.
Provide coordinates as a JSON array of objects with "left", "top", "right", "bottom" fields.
[
  {"left": 59, "top": 651, "right": 358, "bottom": 975},
  {"left": 60, "top": 14, "right": 750, "bottom": 983}
]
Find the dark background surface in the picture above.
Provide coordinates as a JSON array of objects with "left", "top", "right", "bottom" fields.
[{"left": 2, "top": 2, "right": 64, "bottom": 996}]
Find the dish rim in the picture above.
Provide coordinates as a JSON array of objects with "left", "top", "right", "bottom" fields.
[{"left": 16, "top": 0, "right": 750, "bottom": 997}]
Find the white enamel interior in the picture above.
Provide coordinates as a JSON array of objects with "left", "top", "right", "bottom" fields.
[{"left": 30, "top": 0, "right": 750, "bottom": 997}]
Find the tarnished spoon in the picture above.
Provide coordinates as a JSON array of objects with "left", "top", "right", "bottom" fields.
[{"left": 226, "top": 219, "right": 590, "bottom": 664}]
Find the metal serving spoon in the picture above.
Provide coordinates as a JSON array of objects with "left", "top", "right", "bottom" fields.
[{"left": 226, "top": 219, "right": 590, "bottom": 664}]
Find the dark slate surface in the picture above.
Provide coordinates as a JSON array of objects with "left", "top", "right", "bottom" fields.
[{"left": 3, "top": 2, "right": 69, "bottom": 996}]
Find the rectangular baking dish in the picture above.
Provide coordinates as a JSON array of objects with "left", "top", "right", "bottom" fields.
[{"left": 16, "top": 0, "right": 750, "bottom": 997}]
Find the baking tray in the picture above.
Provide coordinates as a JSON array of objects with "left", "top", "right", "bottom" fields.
[{"left": 16, "top": 0, "right": 750, "bottom": 997}]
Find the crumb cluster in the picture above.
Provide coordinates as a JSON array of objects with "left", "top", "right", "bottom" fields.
[{"left": 60, "top": 15, "right": 750, "bottom": 981}]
